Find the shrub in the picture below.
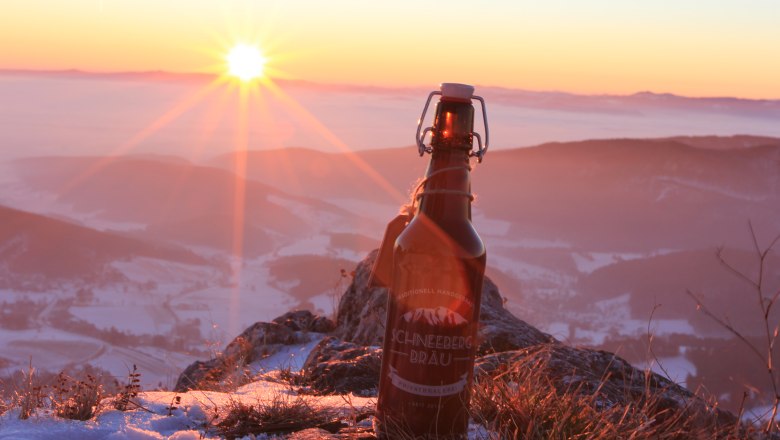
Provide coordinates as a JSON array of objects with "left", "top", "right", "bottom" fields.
[{"left": 50, "top": 372, "right": 103, "bottom": 421}]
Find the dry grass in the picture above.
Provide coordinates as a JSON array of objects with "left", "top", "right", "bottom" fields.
[
  {"left": 213, "top": 392, "right": 341, "bottom": 439},
  {"left": 217, "top": 355, "right": 255, "bottom": 392},
  {"left": 14, "top": 362, "right": 44, "bottom": 420},
  {"left": 470, "top": 359, "right": 756, "bottom": 440}
]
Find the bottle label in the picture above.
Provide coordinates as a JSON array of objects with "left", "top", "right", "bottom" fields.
[{"left": 385, "top": 294, "right": 475, "bottom": 397}]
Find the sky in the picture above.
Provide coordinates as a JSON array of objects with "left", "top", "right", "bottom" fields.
[{"left": 1, "top": 0, "right": 779, "bottom": 99}]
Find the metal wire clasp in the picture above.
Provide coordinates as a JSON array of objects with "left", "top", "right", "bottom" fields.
[{"left": 415, "top": 91, "right": 490, "bottom": 163}]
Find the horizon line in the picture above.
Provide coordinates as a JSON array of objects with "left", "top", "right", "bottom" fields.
[{"left": 2, "top": 68, "right": 779, "bottom": 102}]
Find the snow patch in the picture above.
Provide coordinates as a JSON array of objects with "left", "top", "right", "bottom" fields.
[
  {"left": 640, "top": 355, "right": 697, "bottom": 384},
  {"left": 275, "top": 234, "right": 330, "bottom": 257},
  {"left": 250, "top": 334, "right": 325, "bottom": 373},
  {"left": 572, "top": 250, "right": 676, "bottom": 274},
  {"left": 471, "top": 209, "right": 511, "bottom": 237},
  {"left": 656, "top": 175, "right": 770, "bottom": 202},
  {"left": 572, "top": 252, "right": 643, "bottom": 274},
  {"left": 324, "top": 197, "right": 397, "bottom": 224},
  {"left": 268, "top": 194, "right": 341, "bottom": 229}
]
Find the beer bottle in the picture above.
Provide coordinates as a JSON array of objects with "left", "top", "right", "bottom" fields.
[{"left": 375, "top": 83, "right": 489, "bottom": 439}]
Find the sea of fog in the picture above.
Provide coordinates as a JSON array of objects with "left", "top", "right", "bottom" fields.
[{"left": 2, "top": 73, "right": 780, "bottom": 162}]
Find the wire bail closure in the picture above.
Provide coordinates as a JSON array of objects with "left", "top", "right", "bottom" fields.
[{"left": 415, "top": 88, "right": 489, "bottom": 163}]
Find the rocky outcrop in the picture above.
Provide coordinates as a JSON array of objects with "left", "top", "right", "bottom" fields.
[
  {"left": 298, "top": 336, "right": 381, "bottom": 396},
  {"left": 174, "top": 310, "right": 335, "bottom": 392},
  {"left": 475, "top": 275, "right": 557, "bottom": 354},
  {"left": 333, "top": 249, "right": 556, "bottom": 353},
  {"left": 174, "top": 250, "right": 739, "bottom": 436}
]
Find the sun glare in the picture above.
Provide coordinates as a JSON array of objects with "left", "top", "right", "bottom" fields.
[{"left": 227, "top": 44, "right": 266, "bottom": 81}]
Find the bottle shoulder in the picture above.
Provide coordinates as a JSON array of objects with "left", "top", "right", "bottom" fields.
[{"left": 395, "top": 215, "right": 485, "bottom": 258}]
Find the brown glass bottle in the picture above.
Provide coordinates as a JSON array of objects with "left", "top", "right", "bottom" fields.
[{"left": 375, "top": 86, "right": 487, "bottom": 439}]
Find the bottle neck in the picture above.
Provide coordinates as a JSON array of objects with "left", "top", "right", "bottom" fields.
[
  {"left": 417, "top": 146, "right": 473, "bottom": 224},
  {"left": 430, "top": 99, "right": 475, "bottom": 151}
]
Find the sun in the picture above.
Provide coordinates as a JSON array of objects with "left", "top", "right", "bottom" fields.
[{"left": 226, "top": 44, "right": 267, "bottom": 81}]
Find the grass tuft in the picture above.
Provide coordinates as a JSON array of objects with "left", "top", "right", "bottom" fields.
[
  {"left": 14, "top": 362, "right": 44, "bottom": 420},
  {"left": 214, "top": 392, "right": 339, "bottom": 439}
]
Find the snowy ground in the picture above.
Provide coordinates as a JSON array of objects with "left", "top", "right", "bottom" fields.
[
  {"left": 0, "top": 372, "right": 376, "bottom": 440},
  {"left": 0, "top": 339, "right": 494, "bottom": 440}
]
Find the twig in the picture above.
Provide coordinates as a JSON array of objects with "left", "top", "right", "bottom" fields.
[
  {"left": 689, "top": 223, "right": 780, "bottom": 435},
  {"left": 645, "top": 303, "right": 674, "bottom": 382}
]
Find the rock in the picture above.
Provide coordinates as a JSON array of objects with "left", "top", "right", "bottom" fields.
[
  {"left": 174, "top": 311, "right": 333, "bottom": 392},
  {"left": 173, "top": 359, "right": 223, "bottom": 393},
  {"left": 299, "top": 336, "right": 382, "bottom": 396},
  {"left": 273, "top": 310, "right": 336, "bottom": 333},
  {"left": 222, "top": 322, "right": 299, "bottom": 361},
  {"left": 475, "top": 277, "right": 556, "bottom": 354},
  {"left": 334, "top": 250, "right": 556, "bottom": 353},
  {"left": 334, "top": 250, "right": 388, "bottom": 346}
]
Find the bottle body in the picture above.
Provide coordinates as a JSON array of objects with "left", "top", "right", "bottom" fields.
[{"left": 376, "top": 215, "right": 485, "bottom": 438}]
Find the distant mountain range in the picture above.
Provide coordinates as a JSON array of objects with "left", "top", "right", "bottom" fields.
[
  {"left": 0, "top": 204, "right": 205, "bottom": 286},
  {"left": 9, "top": 135, "right": 780, "bottom": 256},
  {"left": 212, "top": 136, "right": 780, "bottom": 251}
]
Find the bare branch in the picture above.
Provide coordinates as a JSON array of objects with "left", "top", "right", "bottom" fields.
[
  {"left": 766, "top": 289, "right": 780, "bottom": 321},
  {"left": 685, "top": 289, "right": 765, "bottom": 365},
  {"left": 749, "top": 220, "right": 762, "bottom": 257},
  {"left": 715, "top": 247, "right": 759, "bottom": 290},
  {"left": 764, "top": 233, "right": 780, "bottom": 259}
]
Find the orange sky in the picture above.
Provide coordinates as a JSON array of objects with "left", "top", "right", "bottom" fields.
[{"left": 2, "top": 0, "right": 779, "bottom": 99}]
